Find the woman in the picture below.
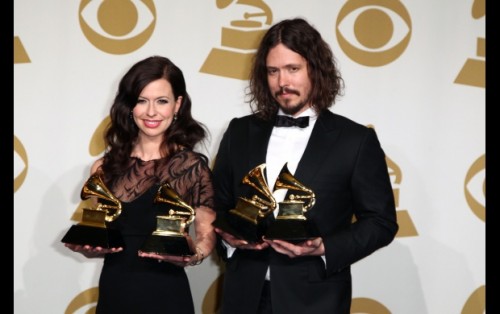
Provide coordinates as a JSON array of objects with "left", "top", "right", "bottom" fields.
[{"left": 64, "top": 56, "right": 216, "bottom": 314}]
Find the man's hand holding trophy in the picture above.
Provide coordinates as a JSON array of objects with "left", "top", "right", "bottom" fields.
[{"left": 212, "top": 162, "right": 319, "bottom": 244}]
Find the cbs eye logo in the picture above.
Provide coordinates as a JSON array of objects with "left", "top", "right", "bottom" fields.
[
  {"left": 464, "top": 154, "right": 485, "bottom": 222},
  {"left": 14, "top": 135, "right": 28, "bottom": 193},
  {"left": 336, "top": 0, "right": 411, "bottom": 66},
  {"left": 79, "top": 0, "right": 156, "bottom": 54},
  {"left": 64, "top": 287, "right": 98, "bottom": 314}
]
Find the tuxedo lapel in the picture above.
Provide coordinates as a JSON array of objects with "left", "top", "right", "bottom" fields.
[
  {"left": 247, "top": 116, "right": 275, "bottom": 171},
  {"left": 295, "top": 111, "right": 340, "bottom": 183}
]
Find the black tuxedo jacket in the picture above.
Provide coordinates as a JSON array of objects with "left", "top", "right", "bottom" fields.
[{"left": 212, "top": 110, "right": 398, "bottom": 314}]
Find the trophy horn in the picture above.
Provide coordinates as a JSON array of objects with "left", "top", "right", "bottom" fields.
[
  {"left": 273, "top": 163, "right": 316, "bottom": 211},
  {"left": 241, "top": 163, "right": 276, "bottom": 211},
  {"left": 81, "top": 173, "right": 122, "bottom": 222},
  {"left": 154, "top": 182, "right": 195, "bottom": 225}
]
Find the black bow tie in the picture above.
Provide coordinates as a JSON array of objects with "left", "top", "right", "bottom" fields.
[{"left": 274, "top": 115, "right": 309, "bottom": 128}]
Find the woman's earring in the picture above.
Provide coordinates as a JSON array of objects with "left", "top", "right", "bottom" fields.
[
  {"left": 173, "top": 113, "right": 178, "bottom": 121},
  {"left": 129, "top": 111, "right": 133, "bottom": 119}
]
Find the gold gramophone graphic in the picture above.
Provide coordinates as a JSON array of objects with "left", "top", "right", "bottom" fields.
[
  {"left": 454, "top": 0, "right": 485, "bottom": 88},
  {"left": 212, "top": 163, "right": 276, "bottom": 243},
  {"left": 61, "top": 173, "right": 124, "bottom": 248},
  {"left": 265, "top": 163, "right": 320, "bottom": 243},
  {"left": 140, "top": 182, "right": 196, "bottom": 256},
  {"left": 199, "top": 0, "right": 272, "bottom": 80}
]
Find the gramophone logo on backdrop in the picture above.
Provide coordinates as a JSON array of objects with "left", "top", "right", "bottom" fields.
[
  {"left": 336, "top": 0, "right": 411, "bottom": 67},
  {"left": 454, "top": 0, "right": 485, "bottom": 88},
  {"left": 14, "top": 36, "right": 31, "bottom": 64},
  {"left": 200, "top": 0, "right": 273, "bottom": 80},
  {"left": 368, "top": 125, "right": 417, "bottom": 238},
  {"left": 386, "top": 155, "right": 417, "bottom": 238},
  {"left": 79, "top": 0, "right": 156, "bottom": 54}
]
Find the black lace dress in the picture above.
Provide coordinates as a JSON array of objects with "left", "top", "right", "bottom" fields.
[{"left": 95, "top": 150, "right": 214, "bottom": 314}]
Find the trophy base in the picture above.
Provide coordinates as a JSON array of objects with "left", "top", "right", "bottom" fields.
[
  {"left": 212, "top": 213, "right": 270, "bottom": 244},
  {"left": 264, "top": 219, "right": 320, "bottom": 244},
  {"left": 61, "top": 224, "right": 125, "bottom": 248},
  {"left": 140, "top": 235, "right": 194, "bottom": 256}
]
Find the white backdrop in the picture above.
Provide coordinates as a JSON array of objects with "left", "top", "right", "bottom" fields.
[{"left": 14, "top": 1, "right": 485, "bottom": 313}]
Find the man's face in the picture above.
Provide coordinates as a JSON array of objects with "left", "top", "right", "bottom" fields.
[{"left": 266, "top": 43, "right": 312, "bottom": 116}]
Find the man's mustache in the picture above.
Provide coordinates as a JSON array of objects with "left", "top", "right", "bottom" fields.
[{"left": 276, "top": 87, "right": 300, "bottom": 97}]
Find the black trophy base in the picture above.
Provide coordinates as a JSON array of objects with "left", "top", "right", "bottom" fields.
[
  {"left": 61, "top": 224, "right": 125, "bottom": 249},
  {"left": 140, "top": 235, "right": 194, "bottom": 256},
  {"left": 265, "top": 220, "right": 320, "bottom": 244},
  {"left": 212, "top": 213, "right": 270, "bottom": 244}
]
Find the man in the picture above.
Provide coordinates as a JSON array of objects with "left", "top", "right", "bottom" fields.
[{"left": 212, "top": 18, "right": 398, "bottom": 314}]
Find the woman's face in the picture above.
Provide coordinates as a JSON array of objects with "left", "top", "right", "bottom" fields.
[{"left": 132, "top": 78, "right": 182, "bottom": 142}]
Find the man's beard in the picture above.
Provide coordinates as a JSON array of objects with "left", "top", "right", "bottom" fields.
[
  {"left": 281, "top": 99, "right": 308, "bottom": 116},
  {"left": 276, "top": 87, "right": 311, "bottom": 115}
]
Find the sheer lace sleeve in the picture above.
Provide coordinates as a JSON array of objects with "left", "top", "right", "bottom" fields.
[{"left": 157, "top": 150, "right": 214, "bottom": 209}]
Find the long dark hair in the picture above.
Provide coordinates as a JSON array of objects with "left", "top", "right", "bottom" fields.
[
  {"left": 101, "top": 56, "right": 208, "bottom": 185},
  {"left": 247, "top": 18, "right": 344, "bottom": 120}
]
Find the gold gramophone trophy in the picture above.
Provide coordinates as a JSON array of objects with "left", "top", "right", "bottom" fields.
[
  {"left": 140, "top": 182, "right": 195, "bottom": 256},
  {"left": 264, "top": 163, "right": 320, "bottom": 243},
  {"left": 212, "top": 163, "right": 276, "bottom": 243},
  {"left": 61, "top": 173, "right": 124, "bottom": 248}
]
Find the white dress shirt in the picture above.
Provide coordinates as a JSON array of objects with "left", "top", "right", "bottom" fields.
[
  {"left": 266, "top": 107, "right": 317, "bottom": 206},
  {"left": 264, "top": 108, "right": 317, "bottom": 280}
]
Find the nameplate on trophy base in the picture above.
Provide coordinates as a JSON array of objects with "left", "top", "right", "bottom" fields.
[
  {"left": 140, "top": 215, "right": 194, "bottom": 256},
  {"left": 264, "top": 201, "right": 320, "bottom": 244},
  {"left": 140, "top": 235, "right": 194, "bottom": 256}
]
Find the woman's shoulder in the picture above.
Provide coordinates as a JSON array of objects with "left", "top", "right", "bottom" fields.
[
  {"left": 90, "top": 157, "right": 104, "bottom": 175},
  {"left": 171, "top": 149, "right": 209, "bottom": 165}
]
